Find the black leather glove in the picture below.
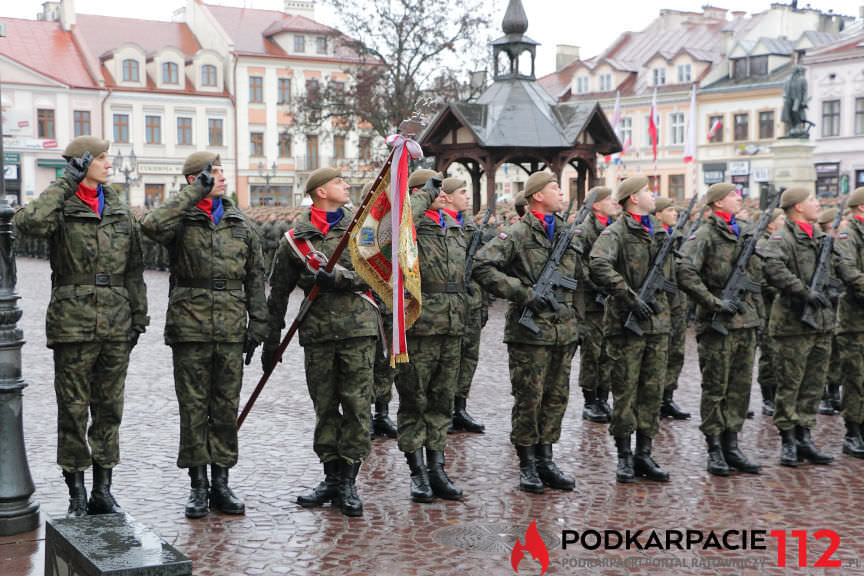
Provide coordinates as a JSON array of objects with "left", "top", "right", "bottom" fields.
[
  {"left": 631, "top": 297, "right": 654, "bottom": 320},
  {"left": 806, "top": 289, "right": 831, "bottom": 309},
  {"left": 422, "top": 176, "right": 442, "bottom": 200},
  {"left": 64, "top": 151, "right": 93, "bottom": 186},
  {"left": 196, "top": 162, "right": 215, "bottom": 193},
  {"left": 314, "top": 267, "right": 339, "bottom": 290},
  {"left": 526, "top": 292, "right": 550, "bottom": 315},
  {"left": 261, "top": 344, "right": 278, "bottom": 374},
  {"left": 244, "top": 333, "right": 261, "bottom": 366},
  {"left": 128, "top": 329, "right": 141, "bottom": 351},
  {"left": 716, "top": 298, "right": 740, "bottom": 315}
]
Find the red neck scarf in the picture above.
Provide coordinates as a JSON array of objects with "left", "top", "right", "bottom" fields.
[
  {"left": 855, "top": 215, "right": 864, "bottom": 225},
  {"left": 794, "top": 220, "right": 814, "bottom": 239},
  {"left": 76, "top": 182, "right": 101, "bottom": 215},
  {"left": 309, "top": 205, "right": 343, "bottom": 235},
  {"left": 596, "top": 214, "right": 609, "bottom": 227},
  {"left": 441, "top": 208, "right": 461, "bottom": 224},
  {"left": 627, "top": 211, "right": 653, "bottom": 234},
  {"left": 424, "top": 209, "right": 443, "bottom": 227},
  {"left": 530, "top": 210, "right": 550, "bottom": 230}
]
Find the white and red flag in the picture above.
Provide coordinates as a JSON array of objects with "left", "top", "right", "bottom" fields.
[{"left": 683, "top": 85, "right": 697, "bottom": 163}]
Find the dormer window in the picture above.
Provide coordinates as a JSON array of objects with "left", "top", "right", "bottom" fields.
[
  {"left": 732, "top": 58, "right": 747, "bottom": 78},
  {"left": 751, "top": 55, "right": 768, "bottom": 76},
  {"left": 599, "top": 73, "right": 612, "bottom": 91},
  {"left": 201, "top": 64, "right": 217, "bottom": 87},
  {"left": 316, "top": 37, "right": 327, "bottom": 55},
  {"left": 122, "top": 59, "right": 139, "bottom": 82},
  {"left": 653, "top": 67, "right": 666, "bottom": 86},
  {"left": 295, "top": 35, "right": 305, "bottom": 53},
  {"left": 677, "top": 63, "right": 691, "bottom": 83},
  {"left": 162, "top": 62, "right": 179, "bottom": 85},
  {"left": 575, "top": 76, "right": 589, "bottom": 94}
]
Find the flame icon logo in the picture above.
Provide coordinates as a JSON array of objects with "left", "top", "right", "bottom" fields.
[{"left": 510, "top": 520, "right": 549, "bottom": 575}]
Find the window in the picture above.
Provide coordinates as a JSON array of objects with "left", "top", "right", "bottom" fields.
[
  {"left": 278, "top": 132, "right": 291, "bottom": 157},
  {"left": 145, "top": 115, "right": 162, "bottom": 144},
  {"left": 333, "top": 135, "right": 345, "bottom": 159},
  {"left": 249, "top": 76, "right": 263, "bottom": 103},
  {"left": 209, "top": 118, "right": 223, "bottom": 147},
  {"left": 316, "top": 36, "right": 327, "bottom": 54},
  {"left": 822, "top": 100, "right": 840, "bottom": 137},
  {"left": 329, "top": 81, "right": 345, "bottom": 103},
  {"left": 358, "top": 136, "right": 371, "bottom": 160},
  {"left": 278, "top": 78, "right": 292, "bottom": 105},
  {"left": 620, "top": 116, "right": 632, "bottom": 145},
  {"left": 759, "top": 111, "right": 774, "bottom": 139},
  {"left": 177, "top": 117, "right": 192, "bottom": 146},
  {"left": 294, "top": 35, "right": 305, "bottom": 52},
  {"left": 122, "top": 59, "right": 139, "bottom": 82},
  {"left": 732, "top": 58, "right": 747, "bottom": 78},
  {"left": 677, "top": 63, "right": 691, "bottom": 83},
  {"left": 201, "top": 64, "right": 217, "bottom": 87},
  {"left": 653, "top": 67, "right": 666, "bottom": 86},
  {"left": 162, "top": 62, "right": 179, "bottom": 85},
  {"left": 599, "top": 73, "right": 611, "bottom": 92},
  {"left": 575, "top": 76, "right": 589, "bottom": 93},
  {"left": 250, "top": 132, "right": 263, "bottom": 156},
  {"left": 751, "top": 56, "right": 768, "bottom": 76},
  {"left": 734, "top": 113, "right": 748, "bottom": 141},
  {"left": 669, "top": 174, "right": 685, "bottom": 200},
  {"left": 644, "top": 114, "right": 660, "bottom": 146},
  {"left": 306, "top": 134, "right": 319, "bottom": 169},
  {"left": 73, "top": 110, "right": 91, "bottom": 137},
  {"left": 145, "top": 183, "right": 164, "bottom": 208},
  {"left": 37, "top": 109, "right": 55, "bottom": 139},
  {"left": 113, "top": 113, "right": 129, "bottom": 143},
  {"left": 856, "top": 98, "right": 864, "bottom": 135},
  {"left": 306, "top": 78, "right": 320, "bottom": 96},
  {"left": 670, "top": 112, "right": 685, "bottom": 145},
  {"left": 708, "top": 114, "right": 723, "bottom": 143}
]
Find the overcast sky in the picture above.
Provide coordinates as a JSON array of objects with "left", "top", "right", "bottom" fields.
[{"left": 5, "top": 0, "right": 863, "bottom": 77}]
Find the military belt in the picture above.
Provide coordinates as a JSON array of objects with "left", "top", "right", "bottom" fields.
[
  {"left": 176, "top": 278, "right": 244, "bottom": 291},
  {"left": 421, "top": 281, "right": 464, "bottom": 294},
  {"left": 56, "top": 273, "right": 124, "bottom": 287}
]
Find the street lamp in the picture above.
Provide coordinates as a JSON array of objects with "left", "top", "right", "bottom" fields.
[
  {"left": 257, "top": 161, "right": 277, "bottom": 205},
  {"left": 115, "top": 148, "right": 138, "bottom": 204}
]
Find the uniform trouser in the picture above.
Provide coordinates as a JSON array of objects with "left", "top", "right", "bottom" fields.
[
  {"left": 696, "top": 328, "right": 756, "bottom": 436},
  {"left": 508, "top": 342, "right": 576, "bottom": 446},
  {"left": 395, "top": 334, "right": 461, "bottom": 453},
  {"left": 666, "top": 299, "right": 687, "bottom": 393},
  {"left": 373, "top": 336, "right": 395, "bottom": 403},
  {"left": 772, "top": 333, "right": 832, "bottom": 432},
  {"left": 578, "top": 310, "right": 610, "bottom": 393},
  {"left": 607, "top": 333, "right": 668, "bottom": 439},
  {"left": 838, "top": 332, "right": 864, "bottom": 424},
  {"left": 172, "top": 342, "right": 243, "bottom": 469},
  {"left": 304, "top": 337, "right": 375, "bottom": 463},
  {"left": 757, "top": 317, "right": 776, "bottom": 400},
  {"left": 456, "top": 306, "right": 484, "bottom": 399},
  {"left": 54, "top": 342, "right": 129, "bottom": 472},
  {"left": 826, "top": 334, "right": 842, "bottom": 393}
]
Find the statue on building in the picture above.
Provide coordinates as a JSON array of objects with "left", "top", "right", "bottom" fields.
[{"left": 781, "top": 65, "right": 814, "bottom": 138}]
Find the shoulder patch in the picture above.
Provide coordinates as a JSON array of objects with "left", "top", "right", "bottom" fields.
[
  {"left": 498, "top": 232, "right": 508, "bottom": 240},
  {"left": 687, "top": 234, "right": 697, "bottom": 240},
  {"left": 600, "top": 229, "right": 612, "bottom": 235},
  {"left": 574, "top": 228, "right": 583, "bottom": 235},
  {"left": 771, "top": 234, "right": 783, "bottom": 240},
  {"left": 838, "top": 233, "right": 849, "bottom": 239}
]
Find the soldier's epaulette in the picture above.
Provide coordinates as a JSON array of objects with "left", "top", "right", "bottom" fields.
[{"left": 497, "top": 232, "right": 508, "bottom": 240}]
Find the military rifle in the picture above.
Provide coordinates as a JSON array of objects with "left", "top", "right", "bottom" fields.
[
  {"left": 710, "top": 187, "right": 782, "bottom": 335},
  {"left": 518, "top": 188, "right": 599, "bottom": 334},
  {"left": 464, "top": 205, "right": 495, "bottom": 295},
  {"left": 623, "top": 194, "right": 698, "bottom": 336},
  {"left": 801, "top": 195, "right": 848, "bottom": 329}
]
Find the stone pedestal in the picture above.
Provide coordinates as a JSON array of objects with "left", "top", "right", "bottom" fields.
[
  {"left": 45, "top": 514, "right": 192, "bottom": 576},
  {"left": 771, "top": 138, "right": 816, "bottom": 191}
]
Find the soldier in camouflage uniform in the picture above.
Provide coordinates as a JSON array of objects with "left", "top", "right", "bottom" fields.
[
  {"left": 589, "top": 176, "right": 671, "bottom": 483},
  {"left": 576, "top": 186, "right": 616, "bottom": 424},
  {"left": 677, "top": 182, "right": 762, "bottom": 476},
  {"left": 14, "top": 136, "right": 148, "bottom": 518},
  {"left": 757, "top": 209, "right": 785, "bottom": 416},
  {"left": 833, "top": 187, "right": 864, "bottom": 458},
  {"left": 653, "top": 197, "right": 691, "bottom": 420},
  {"left": 473, "top": 170, "right": 581, "bottom": 494},
  {"left": 264, "top": 167, "right": 378, "bottom": 517},
  {"left": 817, "top": 207, "right": 843, "bottom": 416},
  {"left": 394, "top": 169, "right": 466, "bottom": 503},
  {"left": 142, "top": 152, "right": 268, "bottom": 518},
  {"left": 758, "top": 187, "right": 834, "bottom": 467}
]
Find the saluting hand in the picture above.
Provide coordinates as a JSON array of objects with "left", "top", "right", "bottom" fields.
[
  {"left": 196, "top": 162, "right": 215, "bottom": 192},
  {"left": 64, "top": 151, "right": 93, "bottom": 185}
]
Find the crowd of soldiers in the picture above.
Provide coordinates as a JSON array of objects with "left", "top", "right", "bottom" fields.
[{"left": 14, "top": 134, "right": 864, "bottom": 523}]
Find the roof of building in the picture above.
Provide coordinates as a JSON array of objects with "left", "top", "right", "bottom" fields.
[
  {"left": 76, "top": 14, "right": 201, "bottom": 59},
  {"left": 0, "top": 17, "right": 96, "bottom": 88},
  {"left": 701, "top": 62, "right": 792, "bottom": 91}
]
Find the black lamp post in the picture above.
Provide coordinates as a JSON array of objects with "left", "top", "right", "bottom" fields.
[
  {"left": 257, "top": 161, "right": 277, "bottom": 205},
  {"left": 115, "top": 148, "right": 138, "bottom": 204}
]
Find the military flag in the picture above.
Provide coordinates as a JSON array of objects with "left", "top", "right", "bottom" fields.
[
  {"left": 683, "top": 85, "right": 697, "bottom": 163},
  {"left": 649, "top": 87, "right": 660, "bottom": 163}
]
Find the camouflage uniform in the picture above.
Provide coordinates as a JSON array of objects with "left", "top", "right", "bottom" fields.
[
  {"left": 13, "top": 176, "right": 148, "bottom": 472},
  {"left": 141, "top": 178, "right": 268, "bottom": 470},
  {"left": 455, "top": 218, "right": 488, "bottom": 401},
  {"left": 757, "top": 230, "right": 779, "bottom": 413}
]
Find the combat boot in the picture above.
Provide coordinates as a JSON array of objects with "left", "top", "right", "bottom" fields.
[
  {"left": 185, "top": 466, "right": 209, "bottom": 519},
  {"left": 660, "top": 389, "right": 690, "bottom": 420},
  {"left": 452, "top": 397, "right": 486, "bottom": 433},
  {"left": 597, "top": 385, "right": 612, "bottom": 418},
  {"left": 210, "top": 465, "right": 246, "bottom": 514},
  {"left": 842, "top": 421, "right": 864, "bottom": 459},
  {"left": 426, "top": 448, "right": 463, "bottom": 500},
  {"left": 818, "top": 387, "right": 836, "bottom": 415},
  {"left": 534, "top": 444, "right": 574, "bottom": 490},
  {"left": 830, "top": 384, "right": 842, "bottom": 413},
  {"left": 297, "top": 460, "right": 342, "bottom": 508},
  {"left": 795, "top": 426, "right": 833, "bottom": 465},
  {"left": 339, "top": 461, "right": 363, "bottom": 517},
  {"left": 721, "top": 431, "right": 761, "bottom": 474},
  {"left": 581, "top": 389, "right": 609, "bottom": 423},
  {"left": 370, "top": 411, "right": 375, "bottom": 440},
  {"left": 705, "top": 435, "right": 730, "bottom": 477},
  {"left": 634, "top": 433, "right": 670, "bottom": 482},
  {"left": 373, "top": 400, "right": 398, "bottom": 438},
  {"left": 405, "top": 450, "right": 434, "bottom": 503},
  {"left": 779, "top": 429, "right": 798, "bottom": 467},
  {"left": 614, "top": 436, "right": 634, "bottom": 483},
  {"left": 63, "top": 470, "right": 88, "bottom": 518},
  {"left": 516, "top": 445, "right": 544, "bottom": 493},
  {"left": 760, "top": 383, "right": 775, "bottom": 415},
  {"left": 87, "top": 463, "right": 123, "bottom": 514}
]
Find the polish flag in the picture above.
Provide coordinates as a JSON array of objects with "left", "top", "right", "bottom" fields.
[
  {"left": 683, "top": 86, "right": 697, "bottom": 163},
  {"left": 708, "top": 118, "right": 723, "bottom": 142},
  {"left": 648, "top": 87, "right": 659, "bottom": 163},
  {"left": 605, "top": 90, "right": 622, "bottom": 164}
]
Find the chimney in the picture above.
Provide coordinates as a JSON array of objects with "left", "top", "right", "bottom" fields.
[
  {"left": 556, "top": 45, "right": 580, "bottom": 71},
  {"left": 284, "top": 0, "right": 316, "bottom": 19},
  {"left": 39, "top": 1, "right": 60, "bottom": 22},
  {"left": 59, "top": 0, "right": 75, "bottom": 30}
]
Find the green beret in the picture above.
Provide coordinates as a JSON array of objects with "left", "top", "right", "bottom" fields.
[
  {"left": 442, "top": 177, "right": 467, "bottom": 195},
  {"left": 305, "top": 167, "right": 341, "bottom": 194},
  {"left": 780, "top": 187, "right": 811, "bottom": 209},
  {"left": 614, "top": 176, "right": 649, "bottom": 203},
  {"left": 818, "top": 207, "right": 838, "bottom": 225},
  {"left": 587, "top": 186, "right": 611, "bottom": 202},
  {"left": 407, "top": 169, "right": 440, "bottom": 190},
  {"left": 705, "top": 182, "right": 736, "bottom": 205},
  {"left": 524, "top": 171, "right": 557, "bottom": 198},
  {"left": 653, "top": 197, "right": 675, "bottom": 213},
  {"left": 182, "top": 152, "right": 221, "bottom": 176},
  {"left": 361, "top": 181, "right": 374, "bottom": 196},
  {"left": 62, "top": 136, "right": 109, "bottom": 160},
  {"left": 849, "top": 187, "right": 864, "bottom": 207}
]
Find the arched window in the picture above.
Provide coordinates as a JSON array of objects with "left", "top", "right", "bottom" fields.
[
  {"left": 201, "top": 64, "right": 217, "bottom": 87},
  {"left": 162, "top": 62, "right": 179, "bottom": 85},
  {"left": 122, "top": 59, "right": 139, "bottom": 82}
]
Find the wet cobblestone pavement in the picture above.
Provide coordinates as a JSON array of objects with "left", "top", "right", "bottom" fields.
[{"left": 4, "top": 257, "right": 864, "bottom": 575}]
